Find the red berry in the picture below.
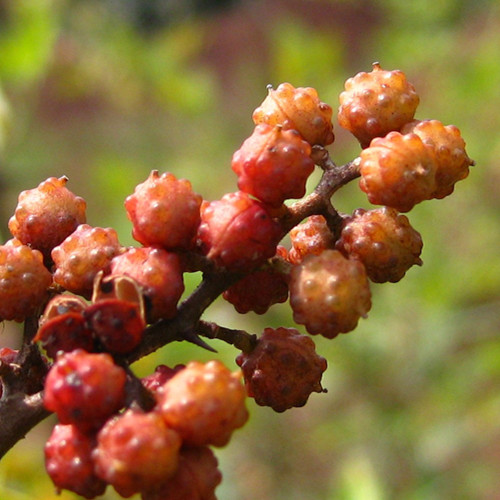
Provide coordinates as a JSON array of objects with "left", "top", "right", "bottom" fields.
[
  {"left": 236, "top": 327, "right": 327, "bottom": 412},
  {"left": 52, "top": 224, "right": 123, "bottom": 299},
  {"left": 125, "top": 170, "right": 202, "bottom": 250},
  {"left": 8, "top": 176, "right": 87, "bottom": 261},
  {"left": 0, "top": 238, "right": 52, "bottom": 321},
  {"left": 336, "top": 207, "right": 423, "bottom": 283},
  {"left": 93, "top": 409, "right": 181, "bottom": 498},
  {"left": 45, "top": 423, "right": 106, "bottom": 499},
  {"left": 289, "top": 249, "right": 371, "bottom": 338},
  {"left": 43, "top": 349, "right": 127, "bottom": 432},
  {"left": 253, "top": 82, "right": 335, "bottom": 146},
  {"left": 141, "top": 364, "right": 185, "bottom": 396},
  {"left": 231, "top": 124, "right": 314, "bottom": 207},
  {"left": 288, "top": 215, "right": 335, "bottom": 264},
  {"left": 197, "top": 191, "right": 283, "bottom": 271},
  {"left": 156, "top": 360, "right": 249, "bottom": 447},
  {"left": 338, "top": 62, "right": 419, "bottom": 148},
  {"left": 110, "top": 247, "right": 184, "bottom": 322}
]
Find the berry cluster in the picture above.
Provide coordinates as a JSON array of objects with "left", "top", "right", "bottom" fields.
[{"left": 0, "top": 63, "right": 472, "bottom": 498}]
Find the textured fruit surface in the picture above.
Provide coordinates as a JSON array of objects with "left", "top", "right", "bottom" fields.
[
  {"left": 93, "top": 409, "right": 181, "bottom": 498},
  {"left": 231, "top": 123, "right": 314, "bottom": 207},
  {"left": 401, "top": 119, "right": 474, "bottom": 199},
  {"left": 110, "top": 247, "right": 184, "bottom": 322},
  {"left": 141, "top": 445, "right": 222, "bottom": 500},
  {"left": 43, "top": 349, "right": 126, "bottom": 432},
  {"left": 0, "top": 238, "right": 52, "bottom": 321},
  {"left": 236, "top": 327, "right": 327, "bottom": 412},
  {"left": 125, "top": 170, "right": 202, "bottom": 250},
  {"left": 197, "top": 191, "right": 283, "bottom": 271},
  {"left": 288, "top": 214, "right": 335, "bottom": 264},
  {"left": 52, "top": 224, "right": 123, "bottom": 298},
  {"left": 8, "top": 176, "right": 86, "bottom": 260},
  {"left": 253, "top": 82, "right": 334, "bottom": 146},
  {"left": 45, "top": 423, "right": 106, "bottom": 499},
  {"left": 289, "top": 249, "right": 371, "bottom": 338},
  {"left": 338, "top": 62, "right": 419, "bottom": 148},
  {"left": 336, "top": 207, "right": 423, "bottom": 283},
  {"left": 359, "top": 131, "right": 437, "bottom": 212},
  {"left": 141, "top": 364, "right": 185, "bottom": 396},
  {"left": 157, "top": 360, "right": 248, "bottom": 447}
]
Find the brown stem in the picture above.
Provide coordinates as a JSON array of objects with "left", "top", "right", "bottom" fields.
[{"left": 196, "top": 320, "right": 258, "bottom": 354}]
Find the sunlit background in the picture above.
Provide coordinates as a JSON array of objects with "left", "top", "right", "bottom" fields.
[{"left": 1, "top": 1, "right": 500, "bottom": 499}]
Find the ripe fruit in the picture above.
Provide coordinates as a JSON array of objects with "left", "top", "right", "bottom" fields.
[
  {"left": 0, "top": 238, "right": 52, "bottom": 321},
  {"left": 236, "top": 327, "right": 327, "bottom": 412},
  {"left": 253, "top": 82, "right": 335, "bottom": 146},
  {"left": 43, "top": 349, "right": 127, "bottom": 432},
  {"left": 231, "top": 124, "right": 315, "bottom": 207},
  {"left": 45, "top": 423, "right": 106, "bottom": 499},
  {"left": 110, "top": 247, "right": 184, "bottom": 322},
  {"left": 336, "top": 207, "right": 423, "bottom": 283},
  {"left": 8, "top": 176, "right": 87, "bottom": 261},
  {"left": 289, "top": 249, "right": 371, "bottom": 338},
  {"left": 359, "top": 131, "right": 437, "bottom": 212},
  {"left": 51, "top": 224, "right": 123, "bottom": 299},
  {"left": 401, "top": 119, "right": 474, "bottom": 199},
  {"left": 156, "top": 360, "right": 248, "bottom": 447},
  {"left": 338, "top": 62, "right": 419, "bottom": 148},
  {"left": 125, "top": 170, "right": 202, "bottom": 250},
  {"left": 197, "top": 191, "right": 283, "bottom": 271},
  {"left": 141, "top": 364, "right": 185, "bottom": 396},
  {"left": 93, "top": 409, "right": 182, "bottom": 498}
]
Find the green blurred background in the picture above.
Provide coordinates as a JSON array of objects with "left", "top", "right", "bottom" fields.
[{"left": 1, "top": 0, "right": 500, "bottom": 499}]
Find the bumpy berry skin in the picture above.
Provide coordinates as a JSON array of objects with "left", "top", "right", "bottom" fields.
[
  {"left": 52, "top": 224, "right": 123, "bottom": 299},
  {"left": 43, "top": 349, "right": 127, "bottom": 432},
  {"left": 222, "top": 267, "right": 289, "bottom": 314},
  {"left": 401, "top": 119, "right": 474, "bottom": 199},
  {"left": 0, "top": 238, "right": 52, "bottom": 321},
  {"left": 45, "top": 423, "right": 106, "bottom": 499},
  {"left": 231, "top": 124, "right": 314, "bottom": 207},
  {"left": 338, "top": 62, "right": 419, "bottom": 148},
  {"left": 236, "top": 327, "right": 327, "bottom": 412},
  {"left": 253, "top": 83, "right": 335, "bottom": 146},
  {"left": 156, "top": 360, "right": 248, "bottom": 447},
  {"left": 125, "top": 170, "right": 202, "bottom": 250},
  {"left": 359, "top": 131, "right": 437, "bottom": 212},
  {"left": 8, "top": 176, "right": 87, "bottom": 261},
  {"left": 110, "top": 247, "right": 184, "bottom": 322},
  {"left": 288, "top": 215, "right": 335, "bottom": 264},
  {"left": 289, "top": 249, "right": 371, "bottom": 338},
  {"left": 197, "top": 191, "right": 283, "bottom": 271},
  {"left": 141, "top": 365, "right": 185, "bottom": 396},
  {"left": 141, "top": 445, "right": 222, "bottom": 500},
  {"left": 336, "top": 207, "right": 423, "bottom": 283},
  {"left": 93, "top": 409, "right": 182, "bottom": 498}
]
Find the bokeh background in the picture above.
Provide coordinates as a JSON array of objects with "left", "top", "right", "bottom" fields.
[{"left": 1, "top": 1, "right": 500, "bottom": 499}]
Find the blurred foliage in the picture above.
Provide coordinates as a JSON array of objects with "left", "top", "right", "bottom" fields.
[{"left": 1, "top": 0, "right": 500, "bottom": 499}]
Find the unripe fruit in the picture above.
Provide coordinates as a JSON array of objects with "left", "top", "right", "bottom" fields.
[
  {"left": 197, "top": 191, "right": 283, "bottom": 271},
  {"left": 288, "top": 214, "right": 336, "bottom": 264},
  {"left": 401, "top": 119, "right": 474, "bottom": 199},
  {"left": 93, "top": 409, "right": 182, "bottom": 498},
  {"left": 338, "top": 62, "right": 419, "bottom": 148},
  {"left": 8, "top": 176, "right": 87, "bottom": 261},
  {"left": 43, "top": 349, "right": 127, "bottom": 432},
  {"left": 336, "top": 207, "right": 423, "bottom": 283},
  {"left": 289, "top": 249, "right": 371, "bottom": 338},
  {"left": 231, "top": 124, "right": 314, "bottom": 207},
  {"left": 0, "top": 238, "right": 52, "bottom": 321},
  {"left": 236, "top": 327, "right": 327, "bottom": 412},
  {"left": 253, "top": 82, "right": 335, "bottom": 146},
  {"left": 157, "top": 360, "right": 248, "bottom": 447},
  {"left": 51, "top": 224, "right": 123, "bottom": 299},
  {"left": 125, "top": 170, "right": 202, "bottom": 250},
  {"left": 110, "top": 247, "right": 184, "bottom": 322},
  {"left": 141, "top": 445, "right": 222, "bottom": 500},
  {"left": 359, "top": 131, "right": 437, "bottom": 212},
  {"left": 45, "top": 423, "right": 106, "bottom": 499}
]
